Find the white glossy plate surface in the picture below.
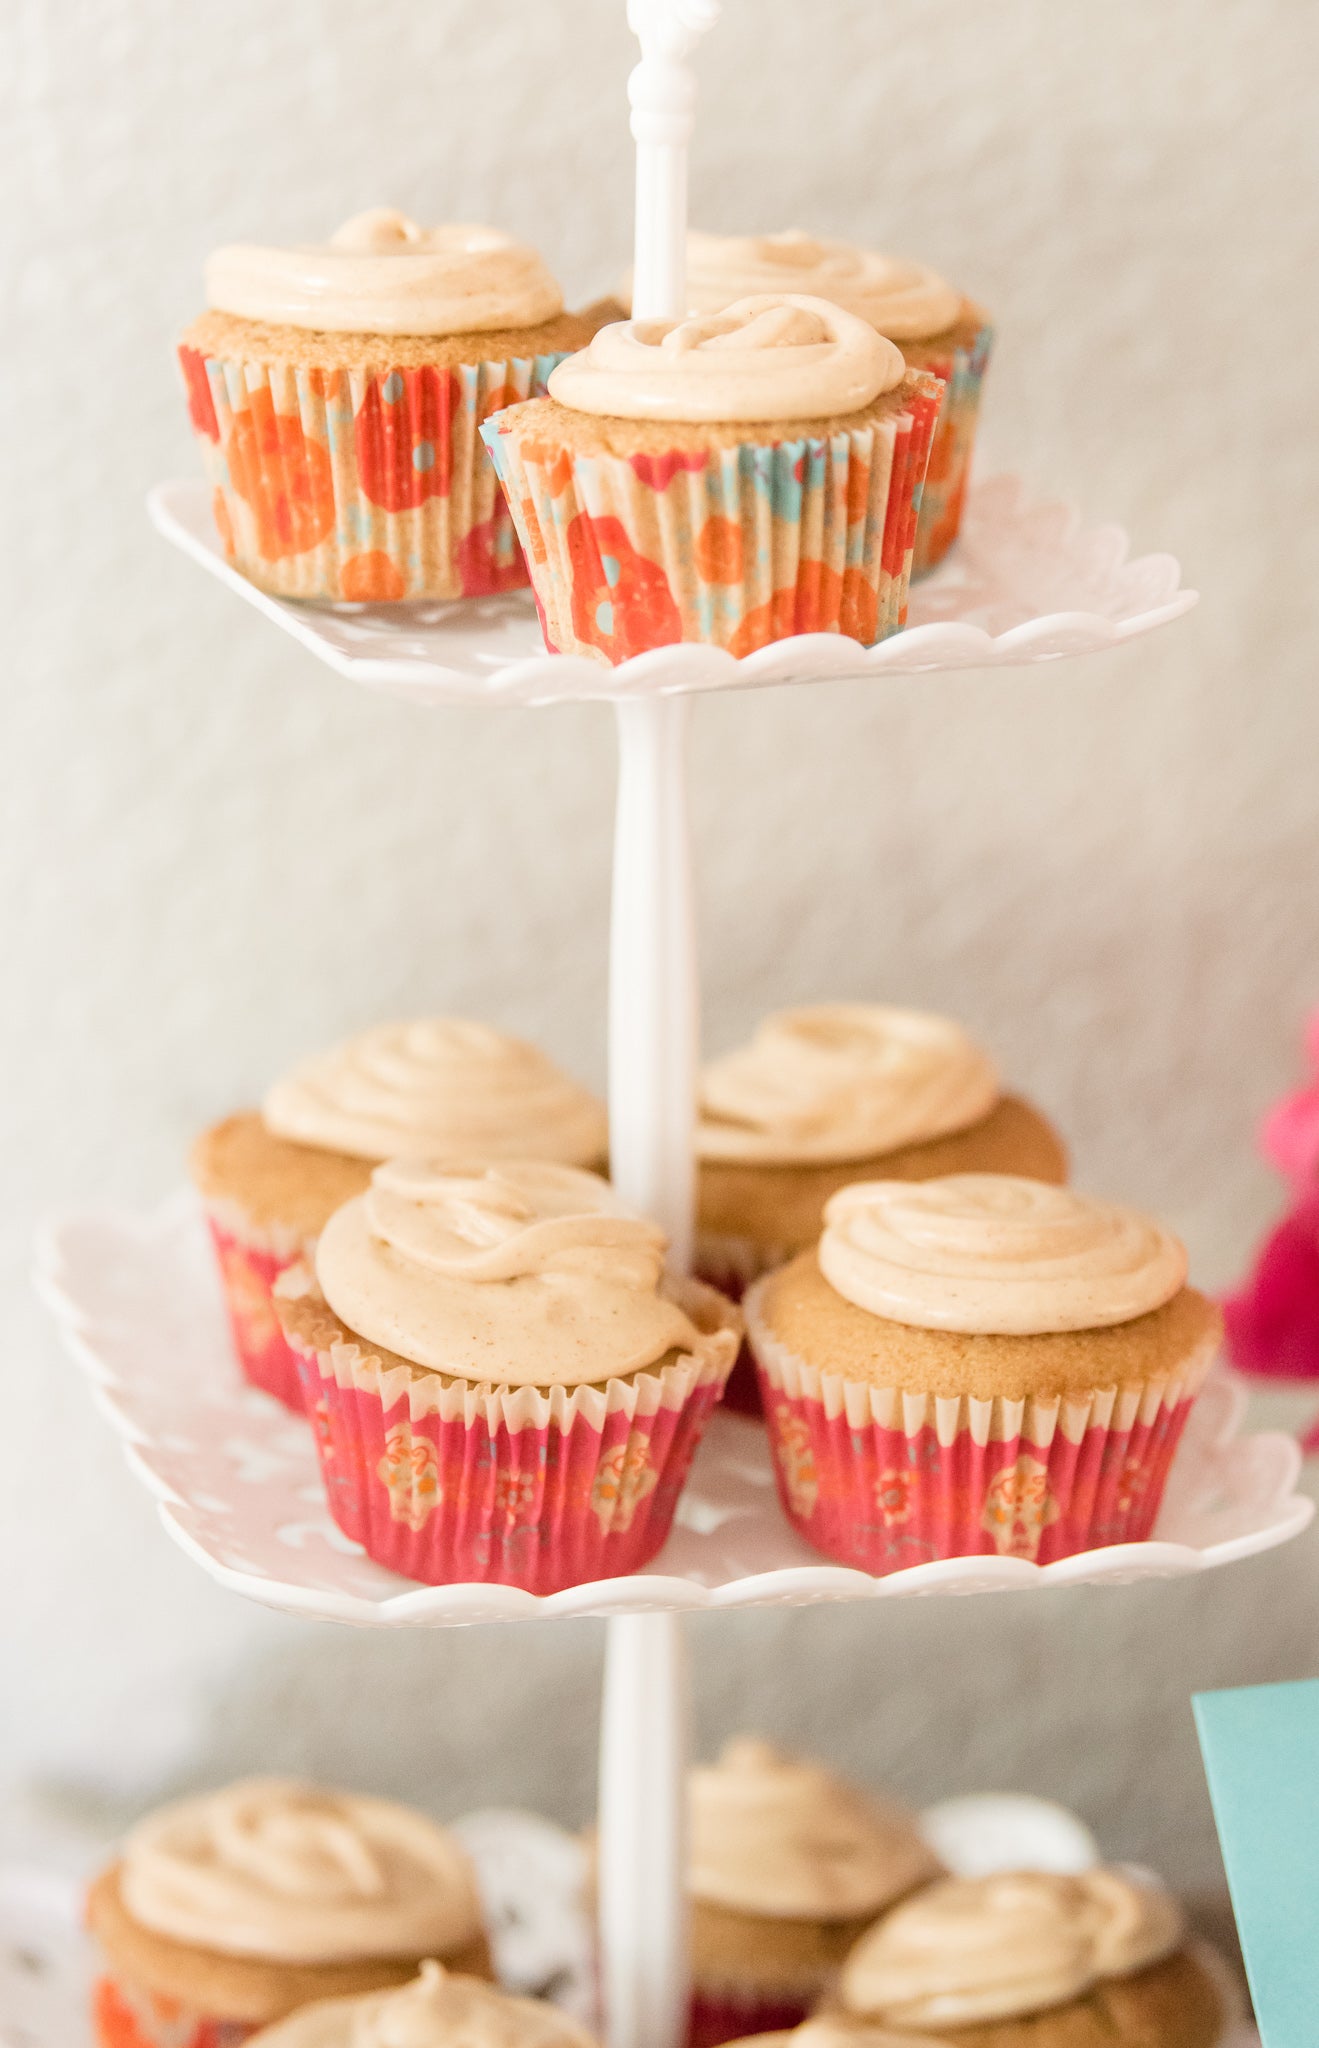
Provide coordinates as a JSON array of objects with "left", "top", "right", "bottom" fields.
[
  {"left": 149, "top": 475, "right": 1197, "bottom": 707},
  {"left": 35, "top": 1195, "right": 1310, "bottom": 1628}
]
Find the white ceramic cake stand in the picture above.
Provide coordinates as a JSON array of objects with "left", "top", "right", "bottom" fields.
[{"left": 39, "top": 8, "right": 1262, "bottom": 2048}]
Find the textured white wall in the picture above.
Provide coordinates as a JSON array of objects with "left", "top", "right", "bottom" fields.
[{"left": 5, "top": 0, "right": 1319, "bottom": 1897}]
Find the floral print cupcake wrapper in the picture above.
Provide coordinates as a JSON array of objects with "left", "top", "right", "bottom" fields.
[
  {"left": 744, "top": 1278, "right": 1216, "bottom": 1575},
  {"left": 202, "top": 1199, "right": 308, "bottom": 1414},
  {"left": 282, "top": 1282, "right": 737, "bottom": 1593},
  {"left": 93, "top": 1973, "right": 253, "bottom": 2048},
  {"left": 908, "top": 320, "right": 993, "bottom": 577},
  {"left": 481, "top": 372, "right": 942, "bottom": 664},
  {"left": 179, "top": 341, "right": 575, "bottom": 602},
  {"left": 687, "top": 1987, "right": 813, "bottom": 2048},
  {"left": 693, "top": 1233, "right": 794, "bottom": 1421}
]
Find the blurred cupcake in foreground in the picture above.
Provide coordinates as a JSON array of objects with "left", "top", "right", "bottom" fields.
[
  {"left": 191, "top": 1019, "right": 607, "bottom": 1411},
  {"left": 277, "top": 1160, "right": 739, "bottom": 1591},
  {"left": 679, "top": 232, "right": 990, "bottom": 575},
  {"left": 746, "top": 1175, "right": 1219, "bottom": 1574},
  {"left": 832, "top": 1867, "right": 1226, "bottom": 2047},
  {"left": 687, "top": 1739, "right": 940, "bottom": 2048},
  {"left": 246, "top": 1962, "right": 597, "bottom": 2046},
  {"left": 88, "top": 1779, "right": 491, "bottom": 2048},
  {"left": 482, "top": 296, "right": 942, "bottom": 664},
  {"left": 179, "top": 209, "right": 605, "bottom": 602}
]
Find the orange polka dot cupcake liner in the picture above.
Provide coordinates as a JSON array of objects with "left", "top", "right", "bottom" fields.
[
  {"left": 177, "top": 341, "right": 576, "bottom": 602},
  {"left": 909, "top": 319, "right": 994, "bottom": 576},
  {"left": 481, "top": 371, "right": 942, "bottom": 665},
  {"left": 743, "top": 1277, "right": 1217, "bottom": 1576},
  {"left": 92, "top": 1972, "right": 254, "bottom": 2048}
]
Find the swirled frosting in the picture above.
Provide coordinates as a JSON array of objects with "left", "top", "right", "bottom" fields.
[
  {"left": 548, "top": 297, "right": 903, "bottom": 423},
  {"left": 684, "top": 232, "right": 962, "bottom": 342},
  {"left": 840, "top": 1868, "right": 1184, "bottom": 2029},
  {"left": 315, "top": 1159, "right": 714, "bottom": 1385},
  {"left": 819, "top": 1175, "right": 1188, "bottom": 1335},
  {"left": 262, "top": 1020, "right": 607, "bottom": 1168},
  {"left": 689, "top": 1739, "right": 940, "bottom": 1919},
  {"left": 205, "top": 210, "right": 563, "bottom": 335},
  {"left": 250, "top": 1962, "right": 598, "bottom": 2048},
  {"left": 698, "top": 1007, "right": 1000, "bottom": 1166},
  {"left": 120, "top": 1780, "right": 481, "bottom": 1963}
]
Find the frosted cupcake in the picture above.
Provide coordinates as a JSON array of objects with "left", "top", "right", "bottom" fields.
[
  {"left": 687, "top": 1739, "right": 940, "bottom": 2048},
  {"left": 482, "top": 297, "right": 942, "bottom": 663},
  {"left": 246, "top": 1962, "right": 596, "bottom": 2047},
  {"left": 832, "top": 1868, "right": 1226, "bottom": 2047},
  {"left": 679, "top": 233, "right": 991, "bottom": 575},
  {"left": 179, "top": 209, "right": 605, "bottom": 602},
  {"left": 745, "top": 1176, "right": 1219, "bottom": 1574},
  {"left": 277, "top": 1160, "right": 739, "bottom": 1592},
  {"left": 87, "top": 1779, "right": 491, "bottom": 2048},
  {"left": 191, "top": 1019, "right": 607, "bottom": 1411}
]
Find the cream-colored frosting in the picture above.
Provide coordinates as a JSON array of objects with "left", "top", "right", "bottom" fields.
[
  {"left": 689, "top": 1739, "right": 940, "bottom": 1920},
  {"left": 683, "top": 232, "right": 962, "bottom": 342},
  {"left": 262, "top": 1020, "right": 607, "bottom": 1168},
  {"left": 548, "top": 296, "right": 903, "bottom": 424},
  {"left": 840, "top": 1868, "right": 1184, "bottom": 2029},
  {"left": 249, "top": 1962, "right": 598, "bottom": 2048},
  {"left": 205, "top": 209, "right": 563, "bottom": 335},
  {"left": 697, "top": 1007, "right": 1000, "bottom": 1166},
  {"left": 120, "top": 1781, "right": 482, "bottom": 1964},
  {"left": 819, "top": 1175, "right": 1187, "bottom": 1335},
  {"left": 315, "top": 1159, "right": 713, "bottom": 1386}
]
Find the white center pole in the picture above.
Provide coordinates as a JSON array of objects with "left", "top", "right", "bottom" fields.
[{"left": 600, "top": 10, "right": 719, "bottom": 2048}]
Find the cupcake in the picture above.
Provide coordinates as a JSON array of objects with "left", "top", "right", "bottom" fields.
[
  {"left": 179, "top": 208, "right": 605, "bottom": 602},
  {"left": 677, "top": 233, "right": 991, "bottom": 576},
  {"left": 245, "top": 1963, "right": 597, "bottom": 2047},
  {"left": 745, "top": 1175, "right": 1220, "bottom": 1574},
  {"left": 191, "top": 1019, "right": 607, "bottom": 1411},
  {"left": 831, "top": 1868, "right": 1227, "bottom": 2046},
  {"left": 276, "top": 1159, "right": 739, "bottom": 1592},
  {"left": 481, "top": 296, "right": 943, "bottom": 663},
  {"left": 87, "top": 1779, "right": 492, "bottom": 2048},
  {"left": 686, "top": 1739, "right": 941, "bottom": 2048}
]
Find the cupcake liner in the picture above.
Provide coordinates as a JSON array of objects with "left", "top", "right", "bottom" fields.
[
  {"left": 688, "top": 1986, "right": 813, "bottom": 2048},
  {"left": 179, "top": 341, "right": 575, "bottom": 602},
  {"left": 481, "top": 372, "right": 942, "bottom": 664},
  {"left": 93, "top": 1972, "right": 253, "bottom": 2048},
  {"left": 283, "top": 1282, "right": 738, "bottom": 1593},
  {"left": 908, "top": 320, "right": 993, "bottom": 576},
  {"left": 694, "top": 1236, "right": 794, "bottom": 1420},
  {"left": 202, "top": 1200, "right": 307, "bottom": 1413},
  {"left": 744, "top": 1279, "right": 1216, "bottom": 1574}
]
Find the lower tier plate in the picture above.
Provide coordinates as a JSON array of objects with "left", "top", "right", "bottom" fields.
[{"left": 36, "top": 1195, "right": 1312, "bottom": 1628}]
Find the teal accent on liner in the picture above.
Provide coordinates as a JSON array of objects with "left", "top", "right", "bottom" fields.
[{"left": 1193, "top": 1677, "right": 1319, "bottom": 2046}]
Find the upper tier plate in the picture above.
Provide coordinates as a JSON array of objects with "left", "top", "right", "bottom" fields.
[
  {"left": 36, "top": 1195, "right": 1310, "bottom": 1628},
  {"left": 149, "top": 475, "right": 1197, "bottom": 708}
]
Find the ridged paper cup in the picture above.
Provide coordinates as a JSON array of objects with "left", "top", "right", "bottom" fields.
[
  {"left": 687, "top": 1987, "right": 814, "bottom": 2048},
  {"left": 178, "top": 318, "right": 592, "bottom": 602},
  {"left": 905, "top": 312, "right": 994, "bottom": 576},
  {"left": 481, "top": 371, "right": 943, "bottom": 664},
  {"left": 693, "top": 1233, "right": 794, "bottom": 1421},
  {"left": 93, "top": 1973, "right": 254, "bottom": 2048},
  {"left": 744, "top": 1277, "right": 1217, "bottom": 1574},
  {"left": 201, "top": 1195, "right": 308, "bottom": 1413},
  {"left": 279, "top": 1276, "right": 740, "bottom": 1593}
]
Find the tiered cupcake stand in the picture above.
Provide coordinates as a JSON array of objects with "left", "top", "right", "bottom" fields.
[{"left": 34, "top": 5, "right": 1310, "bottom": 2046}]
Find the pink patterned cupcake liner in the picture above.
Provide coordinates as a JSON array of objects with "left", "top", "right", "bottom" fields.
[
  {"left": 744, "top": 1279, "right": 1216, "bottom": 1574},
  {"left": 481, "top": 372, "right": 942, "bottom": 664},
  {"left": 282, "top": 1281, "right": 738, "bottom": 1593},
  {"left": 179, "top": 339, "right": 576, "bottom": 602},
  {"left": 909, "top": 319, "right": 994, "bottom": 576},
  {"left": 687, "top": 1987, "right": 813, "bottom": 2048},
  {"left": 694, "top": 1233, "right": 794, "bottom": 1421},
  {"left": 201, "top": 1201, "right": 307, "bottom": 1413},
  {"left": 93, "top": 1973, "right": 252, "bottom": 2048}
]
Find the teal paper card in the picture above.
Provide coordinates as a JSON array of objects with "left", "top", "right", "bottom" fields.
[{"left": 1194, "top": 1677, "right": 1319, "bottom": 2047}]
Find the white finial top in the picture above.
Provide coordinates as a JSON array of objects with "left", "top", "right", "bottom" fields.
[
  {"left": 627, "top": 0, "right": 722, "bottom": 318},
  {"left": 628, "top": 0, "right": 721, "bottom": 63}
]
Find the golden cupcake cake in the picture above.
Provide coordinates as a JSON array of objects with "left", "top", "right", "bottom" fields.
[
  {"left": 191, "top": 1018, "right": 607, "bottom": 1411},
  {"left": 482, "top": 296, "right": 942, "bottom": 663},
  {"left": 679, "top": 231, "right": 992, "bottom": 575},
  {"left": 87, "top": 1779, "right": 491, "bottom": 2048},
  {"left": 245, "top": 1962, "right": 598, "bottom": 2046},
  {"left": 687, "top": 1738, "right": 941, "bottom": 2047},
  {"left": 276, "top": 1159, "right": 739, "bottom": 1591},
  {"left": 179, "top": 209, "right": 604, "bottom": 602},
  {"left": 745, "top": 1175, "right": 1220, "bottom": 1574},
  {"left": 831, "top": 1867, "right": 1227, "bottom": 2047}
]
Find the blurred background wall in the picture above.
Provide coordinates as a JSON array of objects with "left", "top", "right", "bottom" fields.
[{"left": 5, "top": 0, "right": 1319, "bottom": 1892}]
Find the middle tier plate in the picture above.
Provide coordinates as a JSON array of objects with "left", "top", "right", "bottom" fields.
[{"left": 37, "top": 1194, "right": 1311, "bottom": 1628}]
